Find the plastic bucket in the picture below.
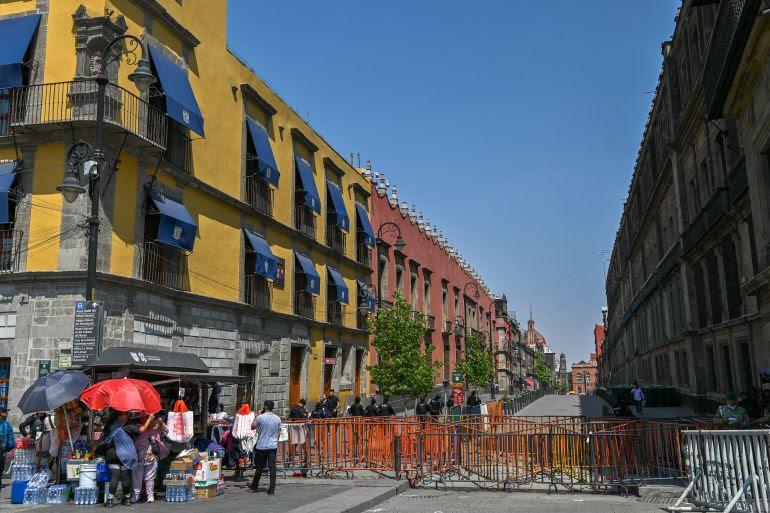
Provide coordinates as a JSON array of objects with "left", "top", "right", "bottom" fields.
[{"left": 79, "top": 463, "right": 98, "bottom": 488}]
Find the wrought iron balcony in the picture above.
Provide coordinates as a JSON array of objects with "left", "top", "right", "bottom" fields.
[
  {"left": 0, "top": 229, "right": 22, "bottom": 272},
  {"left": 4, "top": 80, "right": 167, "bottom": 150},
  {"left": 356, "top": 242, "right": 371, "bottom": 268},
  {"left": 140, "top": 241, "right": 187, "bottom": 290},
  {"left": 426, "top": 314, "right": 436, "bottom": 331},
  {"left": 356, "top": 308, "right": 369, "bottom": 330},
  {"left": 164, "top": 121, "right": 192, "bottom": 174},
  {"left": 294, "top": 290, "right": 315, "bottom": 319},
  {"left": 326, "top": 225, "right": 346, "bottom": 254},
  {"left": 295, "top": 206, "right": 316, "bottom": 239},
  {"left": 244, "top": 174, "right": 273, "bottom": 216},
  {"left": 327, "top": 300, "right": 345, "bottom": 326},
  {"left": 245, "top": 274, "right": 271, "bottom": 310},
  {"left": 703, "top": 0, "right": 761, "bottom": 119}
]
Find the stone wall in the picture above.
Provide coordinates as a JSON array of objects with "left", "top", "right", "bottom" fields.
[{"left": 0, "top": 273, "right": 318, "bottom": 426}]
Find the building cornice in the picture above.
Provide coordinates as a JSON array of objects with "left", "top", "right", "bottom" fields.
[{"left": 133, "top": 0, "right": 200, "bottom": 48}]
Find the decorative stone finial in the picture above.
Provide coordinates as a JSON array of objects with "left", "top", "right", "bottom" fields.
[
  {"left": 417, "top": 212, "right": 425, "bottom": 231},
  {"left": 389, "top": 185, "right": 398, "bottom": 207},
  {"left": 376, "top": 174, "right": 387, "bottom": 196},
  {"left": 409, "top": 205, "right": 417, "bottom": 224},
  {"left": 400, "top": 201, "right": 408, "bottom": 216}
]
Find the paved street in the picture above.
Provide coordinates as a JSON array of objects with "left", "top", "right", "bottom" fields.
[
  {"left": 514, "top": 394, "right": 608, "bottom": 418},
  {"left": 367, "top": 489, "right": 667, "bottom": 513}
]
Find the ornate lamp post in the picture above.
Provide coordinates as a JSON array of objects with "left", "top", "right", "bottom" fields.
[
  {"left": 375, "top": 222, "right": 405, "bottom": 309},
  {"left": 57, "top": 35, "right": 156, "bottom": 300}
]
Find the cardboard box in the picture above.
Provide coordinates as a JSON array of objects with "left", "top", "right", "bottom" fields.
[
  {"left": 195, "top": 484, "right": 217, "bottom": 500},
  {"left": 170, "top": 460, "right": 193, "bottom": 471}
]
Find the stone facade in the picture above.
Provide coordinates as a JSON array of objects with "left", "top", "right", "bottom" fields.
[{"left": 605, "top": 1, "right": 770, "bottom": 412}]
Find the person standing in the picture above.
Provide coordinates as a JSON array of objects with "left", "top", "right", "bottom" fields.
[
  {"left": 428, "top": 395, "right": 444, "bottom": 417},
  {"left": 631, "top": 382, "right": 645, "bottom": 415},
  {"left": 131, "top": 414, "right": 167, "bottom": 503},
  {"left": 348, "top": 397, "right": 365, "bottom": 417},
  {"left": 0, "top": 408, "right": 15, "bottom": 489},
  {"left": 466, "top": 391, "right": 481, "bottom": 407},
  {"left": 326, "top": 390, "right": 339, "bottom": 418},
  {"left": 715, "top": 392, "right": 749, "bottom": 427},
  {"left": 95, "top": 411, "right": 140, "bottom": 507},
  {"left": 363, "top": 398, "right": 379, "bottom": 417},
  {"left": 288, "top": 399, "right": 308, "bottom": 420},
  {"left": 249, "top": 400, "right": 282, "bottom": 495},
  {"left": 378, "top": 397, "right": 396, "bottom": 416}
]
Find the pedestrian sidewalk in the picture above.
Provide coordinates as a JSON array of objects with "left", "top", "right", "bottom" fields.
[{"left": 0, "top": 473, "right": 408, "bottom": 513}]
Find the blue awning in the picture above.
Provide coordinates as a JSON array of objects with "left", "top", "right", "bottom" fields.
[
  {"left": 326, "top": 180, "right": 349, "bottom": 232},
  {"left": 148, "top": 45, "right": 204, "bottom": 137},
  {"left": 0, "top": 162, "right": 16, "bottom": 224},
  {"left": 147, "top": 189, "right": 197, "bottom": 251},
  {"left": 0, "top": 14, "right": 41, "bottom": 90},
  {"left": 294, "top": 251, "right": 320, "bottom": 295},
  {"left": 355, "top": 203, "right": 375, "bottom": 247},
  {"left": 327, "top": 266, "right": 349, "bottom": 304},
  {"left": 294, "top": 156, "right": 321, "bottom": 215},
  {"left": 357, "top": 280, "right": 375, "bottom": 312},
  {"left": 246, "top": 117, "right": 279, "bottom": 188},
  {"left": 244, "top": 229, "right": 277, "bottom": 280}
]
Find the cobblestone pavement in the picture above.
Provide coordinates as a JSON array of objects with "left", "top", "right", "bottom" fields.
[
  {"left": 515, "top": 394, "right": 608, "bottom": 418},
  {"left": 367, "top": 489, "right": 667, "bottom": 513}
]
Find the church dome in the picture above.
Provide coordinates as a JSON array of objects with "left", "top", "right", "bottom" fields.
[{"left": 523, "top": 316, "right": 547, "bottom": 349}]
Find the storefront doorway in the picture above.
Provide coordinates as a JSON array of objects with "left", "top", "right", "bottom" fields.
[{"left": 289, "top": 346, "right": 303, "bottom": 408}]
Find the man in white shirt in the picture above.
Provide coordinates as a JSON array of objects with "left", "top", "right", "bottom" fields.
[{"left": 248, "top": 400, "right": 282, "bottom": 495}]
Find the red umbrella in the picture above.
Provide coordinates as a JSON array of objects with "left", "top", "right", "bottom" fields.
[{"left": 80, "top": 378, "right": 161, "bottom": 414}]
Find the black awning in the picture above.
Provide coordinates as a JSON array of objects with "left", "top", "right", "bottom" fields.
[
  {"left": 131, "top": 369, "right": 251, "bottom": 385},
  {"left": 88, "top": 347, "right": 208, "bottom": 373}
]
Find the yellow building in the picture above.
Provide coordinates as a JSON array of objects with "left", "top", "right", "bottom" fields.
[{"left": 0, "top": 0, "right": 376, "bottom": 420}]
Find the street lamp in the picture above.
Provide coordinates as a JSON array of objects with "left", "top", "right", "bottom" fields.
[
  {"left": 57, "top": 35, "right": 156, "bottom": 301},
  {"left": 375, "top": 221, "right": 406, "bottom": 309}
]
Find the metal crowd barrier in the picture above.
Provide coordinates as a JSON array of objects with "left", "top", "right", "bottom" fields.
[
  {"left": 668, "top": 430, "right": 770, "bottom": 513},
  {"left": 261, "top": 415, "right": 693, "bottom": 492}
]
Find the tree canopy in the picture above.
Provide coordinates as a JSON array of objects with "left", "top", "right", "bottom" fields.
[
  {"left": 534, "top": 354, "right": 551, "bottom": 387},
  {"left": 366, "top": 292, "right": 440, "bottom": 400},
  {"left": 456, "top": 334, "right": 495, "bottom": 389}
]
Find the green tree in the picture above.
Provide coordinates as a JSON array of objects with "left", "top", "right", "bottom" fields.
[
  {"left": 456, "top": 334, "right": 495, "bottom": 389},
  {"left": 534, "top": 354, "right": 551, "bottom": 388},
  {"left": 367, "top": 291, "right": 440, "bottom": 401}
]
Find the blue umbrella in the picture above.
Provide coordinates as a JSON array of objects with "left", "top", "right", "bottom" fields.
[{"left": 17, "top": 369, "right": 90, "bottom": 414}]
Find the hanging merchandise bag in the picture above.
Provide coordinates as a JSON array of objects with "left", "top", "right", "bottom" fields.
[
  {"left": 232, "top": 404, "right": 256, "bottom": 439},
  {"left": 167, "top": 400, "right": 194, "bottom": 443}
]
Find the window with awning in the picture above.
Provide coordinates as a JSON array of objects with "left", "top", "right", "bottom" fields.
[
  {"left": 148, "top": 45, "right": 204, "bottom": 137},
  {"left": 355, "top": 203, "right": 375, "bottom": 247},
  {"left": 244, "top": 229, "right": 277, "bottom": 280},
  {"left": 294, "top": 156, "right": 321, "bottom": 215},
  {"left": 327, "top": 266, "right": 349, "bottom": 304},
  {"left": 326, "top": 180, "right": 349, "bottom": 232},
  {"left": 246, "top": 117, "right": 279, "bottom": 188},
  {"left": 294, "top": 251, "right": 320, "bottom": 295},
  {"left": 146, "top": 188, "right": 197, "bottom": 252},
  {"left": 0, "top": 14, "right": 41, "bottom": 90},
  {"left": 0, "top": 162, "right": 17, "bottom": 224}
]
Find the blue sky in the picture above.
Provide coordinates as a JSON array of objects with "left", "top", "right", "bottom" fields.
[{"left": 226, "top": 1, "right": 680, "bottom": 366}]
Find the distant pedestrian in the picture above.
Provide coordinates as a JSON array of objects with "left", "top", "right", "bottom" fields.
[
  {"left": 631, "top": 382, "right": 645, "bottom": 415},
  {"left": 415, "top": 397, "right": 429, "bottom": 416},
  {"left": 249, "top": 400, "right": 281, "bottom": 495},
  {"left": 348, "top": 397, "right": 365, "bottom": 417},
  {"left": 428, "top": 395, "right": 444, "bottom": 417},
  {"left": 310, "top": 401, "right": 325, "bottom": 419},
  {"left": 378, "top": 397, "right": 396, "bottom": 416},
  {"left": 466, "top": 391, "right": 481, "bottom": 407},
  {"left": 364, "top": 398, "right": 379, "bottom": 417},
  {"left": 326, "top": 390, "right": 339, "bottom": 418},
  {"left": 715, "top": 392, "right": 748, "bottom": 428},
  {"left": 0, "top": 408, "right": 15, "bottom": 489},
  {"left": 288, "top": 399, "right": 308, "bottom": 420}
]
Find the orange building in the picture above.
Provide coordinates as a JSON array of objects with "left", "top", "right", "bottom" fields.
[{"left": 571, "top": 353, "right": 597, "bottom": 394}]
